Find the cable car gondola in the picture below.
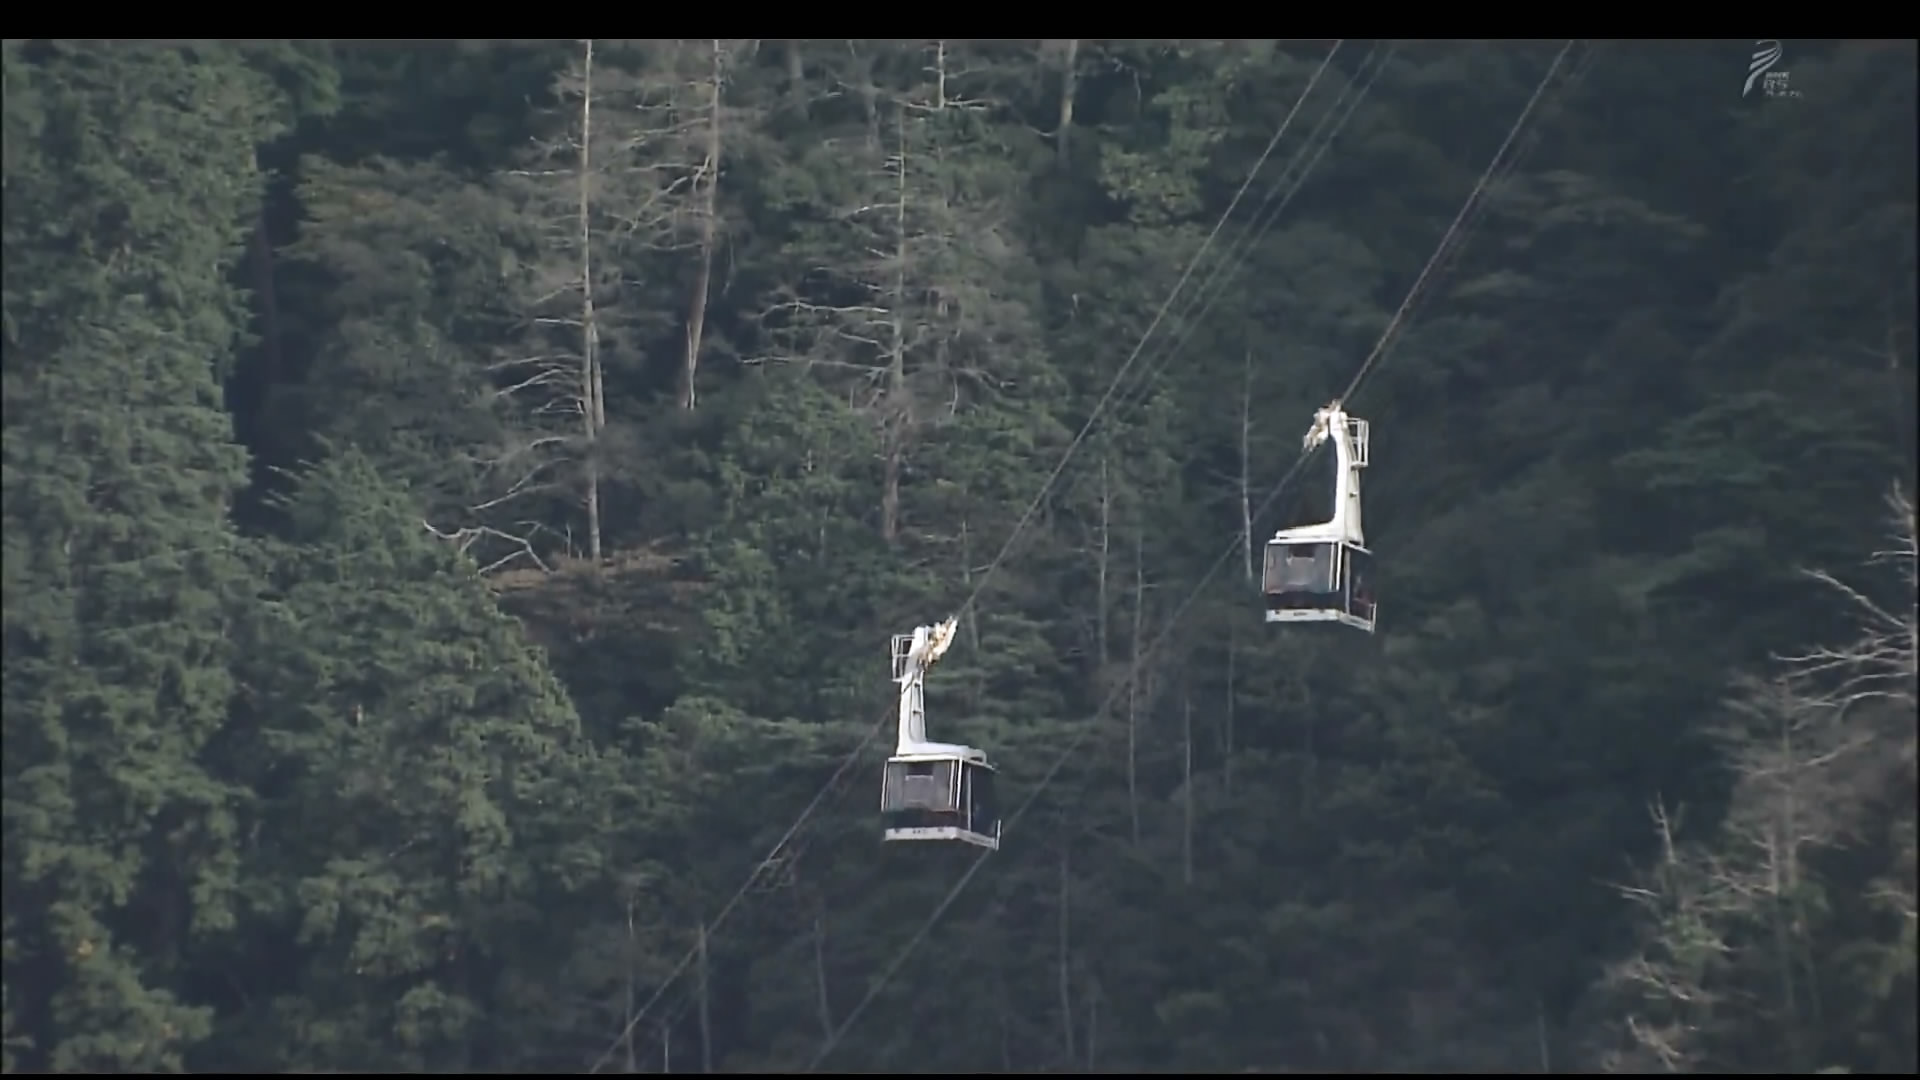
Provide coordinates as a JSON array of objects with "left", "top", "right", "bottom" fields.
[
  {"left": 879, "top": 617, "right": 1000, "bottom": 851},
  {"left": 1263, "top": 401, "right": 1377, "bottom": 634}
]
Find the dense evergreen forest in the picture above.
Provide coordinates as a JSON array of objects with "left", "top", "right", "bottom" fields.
[{"left": 3, "top": 38, "right": 1915, "bottom": 1073}]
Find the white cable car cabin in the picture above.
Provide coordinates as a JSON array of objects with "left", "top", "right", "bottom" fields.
[
  {"left": 1263, "top": 401, "right": 1378, "bottom": 634},
  {"left": 879, "top": 617, "right": 1001, "bottom": 851}
]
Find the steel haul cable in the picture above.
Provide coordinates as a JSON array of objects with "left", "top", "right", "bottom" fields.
[
  {"left": 1245, "top": 40, "right": 1596, "bottom": 565},
  {"left": 1415, "top": 42, "right": 1599, "bottom": 327},
  {"left": 1103, "top": 41, "right": 1396, "bottom": 431},
  {"left": 617, "top": 45, "right": 1407, "bottom": 1069},
  {"left": 804, "top": 39, "right": 1581, "bottom": 1073},
  {"left": 986, "top": 41, "right": 1393, "bottom": 605},
  {"left": 1108, "top": 40, "right": 1595, "bottom": 498},
  {"left": 599, "top": 42, "right": 1388, "bottom": 1071},
  {"left": 642, "top": 39, "right": 1580, "bottom": 1075},
  {"left": 1337, "top": 40, "right": 1577, "bottom": 406},
  {"left": 584, "top": 39, "right": 1349, "bottom": 1073}
]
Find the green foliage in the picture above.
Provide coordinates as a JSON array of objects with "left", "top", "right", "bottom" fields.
[
  {"left": 213, "top": 451, "right": 617, "bottom": 1070},
  {"left": 2, "top": 41, "right": 281, "bottom": 1073},
  {"left": 3, "top": 37, "right": 1913, "bottom": 1075},
  {"left": 270, "top": 157, "right": 530, "bottom": 523}
]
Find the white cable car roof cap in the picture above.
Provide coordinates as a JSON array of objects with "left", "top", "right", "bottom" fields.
[
  {"left": 1269, "top": 522, "right": 1365, "bottom": 545},
  {"left": 890, "top": 742, "right": 989, "bottom": 764}
]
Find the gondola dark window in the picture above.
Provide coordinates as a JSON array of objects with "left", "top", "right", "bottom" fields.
[
  {"left": 966, "top": 766, "right": 996, "bottom": 837},
  {"left": 884, "top": 759, "right": 958, "bottom": 814},
  {"left": 1264, "top": 541, "right": 1334, "bottom": 594}
]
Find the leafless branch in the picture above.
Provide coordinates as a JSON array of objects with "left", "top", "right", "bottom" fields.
[
  {"left": 1776, "top": 484, "right": 1918, "bottom": 714},
  {"left": 1599, "top": 482, "right": 1918, "bottom": 1072},
  {"left": 422, "top": 520, "right": 552, "bottom": 575}
]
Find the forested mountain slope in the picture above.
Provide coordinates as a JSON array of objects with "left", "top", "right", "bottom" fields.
[{"left": 2, "top": 39, "right": 1913, "bottom": 1073}]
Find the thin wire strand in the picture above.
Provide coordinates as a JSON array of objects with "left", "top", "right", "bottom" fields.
[
  {"left": 803, "top": 449, "right": 1314, "bottom": 1075},
  {"left": 1418, "top": 43, "right": 1598, "bottom": 309},
  {"left": 622, "top": 46, "right": 1385, "bottom": 1068},
  {"left": 805, "top": 41, "right": 1582, "bottom": 1072},
  {"left": 1107, "top": 41, "right": 1587, "bottom": 551},
  {"left": 1338, "top": 40, "right": 1576, "bottom": 407},
  {"left": 1107, "top": 42, "right": 1395, "bottom": 428},
  {"left": 584, "top": 40, "right": 1347, "bottom": 1073},
  {"left": 958, "top": 39, "right": 1346, "bottom": 597},
  {"left": 1017, "top": 42, "right": 1390, "bottom": 597}
]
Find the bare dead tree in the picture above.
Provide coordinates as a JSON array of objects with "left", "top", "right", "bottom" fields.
[
  {"left": 1600, "top": 801, "right": 1737, "bottom": 1074},
  {"left": 497, "top": 40, "right": 754, "bottom": 563},
  {"left": 754, "top": 40, "right": 1039, "bottom": 548},
  {"left": 881, "top": 105, "right": 911, "bottom": 543},
  {"left": 286, "top": 156, "right": 558, "bottom": 577},
  {"left": 1763, "top": 485, "right": 1919, "bottom": 941},
  {"left": 578, "top": 39, "right": 604, "bottom": 562},
  {"left": 627, "top": 39, "right": 756, "bottom": 413},
  {"left": 422, "top": 520, "right": 551, "bottom": 577},
  {"left": 1781, "top": 484, "right": 1919, "bottom": 940},
  {"left": 680, "top": 40, "right": 726, "bottom": 411},
  {"left": 493, "top": 41, "right": 627, "bottom": 565},
  {"left": 1601, "top": 484, "right": 1918, "bottom": 1073},
  {"left": 1778, "top": 485, "right": 1919, "bottom": 723},
  {"left": 784, "top": 40, "right": 807, "bottom": 112},
  {"left": 1049, "top": 39, "right": 1080, "bottom": 163}
]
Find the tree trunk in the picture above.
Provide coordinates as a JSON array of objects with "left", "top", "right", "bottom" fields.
[
  {"left": 933, "top": 39, "right": 949, "bottom": 110},
  {"left": 1057, "top": 844, "right": 1076, "bottom": 1063},
  {"left": 578, "top": 39, "right": 603, "bottom": 563},
  {"left": 697, "top": 919, "right": 712, "bottom": 1073},
  {"left": 1223, "top": 628, "right": 1237, "bottom": 797},
  {"left": 1240, "top": 347, "right": 1255, "bottom": 585},
  {"left": 881, "top": 112, "right": 909, "bottom": 544},
  {"left": 680, "top": 40, "right": 722, "bottom": 411},
  {"left": 960, "top": 518, "right": 986, "bottom": 712},
  {"left": 623, "top": 895, "right": 639, "bottom": 1074},
  {"left": 1056, "top": 40, "right": 1080, "bottom": 164},
  {"left": 1097, "top": 454, "right": 1112, "bottom": 673},
  {"left": 785, "top": 40, "right": 807, "bottom": 113},
  {"left": 1127, "top": 530, "right": 1145, "bottom": 847},
  {"left": 813, "top": 909, "right": 834, "bottom": 1041}
]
